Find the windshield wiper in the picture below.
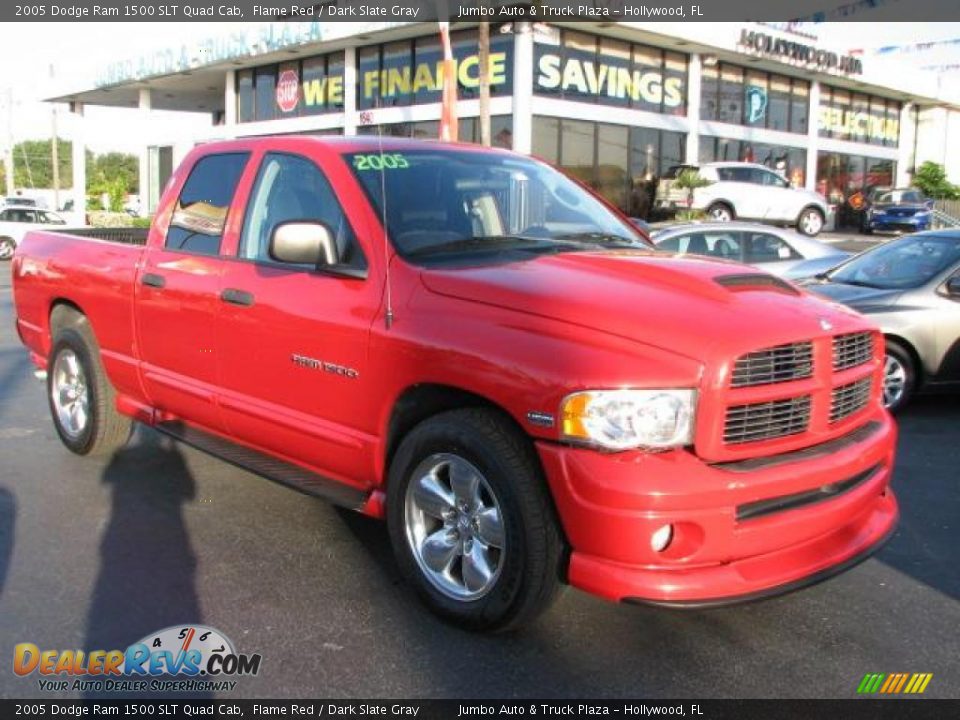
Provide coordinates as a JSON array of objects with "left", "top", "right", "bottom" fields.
[
  {"left": 833, "top": 278, "right": 881, "bottom": 289},
  {"left": 406, "top": 235, "right": 580, "bottom": 258},
  {"left": 554, "top": 232, "right": 646, "bottom": 248}
]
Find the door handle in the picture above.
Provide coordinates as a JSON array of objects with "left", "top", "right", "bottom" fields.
[
  {"left": 141, "top": 273, "right": 166, "bottom": 289},
  {"left": 220, "top": 288, "right": 255, "bottom": 307}
]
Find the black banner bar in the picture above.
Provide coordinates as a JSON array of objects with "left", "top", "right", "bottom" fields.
[
  {"left": 5, "top": 0, "right": 959, "bottom": 23},
  {"left": 2, "top": 700, "right": 959, "bottom": 719}
]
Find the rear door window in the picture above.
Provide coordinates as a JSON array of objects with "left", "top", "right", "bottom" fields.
[
  {"left": 664, "top": 231, "right": 741, "bottom": 259},
  {"left": 165, "top": 152, "right": 250, "bottom": 255},
  {"left": 744, "top": 232, "right": 799, "bottom": 263}
]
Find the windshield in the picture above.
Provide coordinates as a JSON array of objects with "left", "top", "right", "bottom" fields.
[
  {"left": 876, "top": 190, "right": 924, "bottom": 204},
  {"left": 828, "top": 234, "right": 960, "bottom": 289},
  {"left": 344, "top": 149, "right": 647, "bottom": 263}
]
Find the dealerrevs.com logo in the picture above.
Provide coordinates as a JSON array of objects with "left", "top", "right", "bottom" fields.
[{"left": 13, "top": 625, "right": 262, "bottom": 693}]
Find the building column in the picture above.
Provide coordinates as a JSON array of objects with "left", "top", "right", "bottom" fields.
[
  {"left": 685, "top": 53, "right": 702, "bottom": 164},
  {"left": 70, "top": 102, "right": 85, "bottom": 224},
  {"left": 138, "top": 87, "right": 151, "bottom": 214},
  {"left": 896, "top": 102, "right": 915, "bottom": 186},
  {"left": 805, "top": 81, "right": 820, "bottom": 192},
  {"left": 343, "top": 47, "right": 357, "bottom": 135},
  {"left": 511, "top": 22, "right": 534, "bottom": 154},
  {"left": 224, "top": 69, "right": 237, "bottom": 137}
]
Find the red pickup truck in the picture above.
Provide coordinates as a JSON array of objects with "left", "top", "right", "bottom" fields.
[{"left": 12, "top": 136, "right": 897, "bottom": 630}]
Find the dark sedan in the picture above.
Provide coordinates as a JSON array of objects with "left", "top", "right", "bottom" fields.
[{"left": 862, "top": 188, "right": 933, "bottom": 235}]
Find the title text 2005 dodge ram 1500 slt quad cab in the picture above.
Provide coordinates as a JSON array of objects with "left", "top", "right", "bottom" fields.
[{"left": 12, "top": 137, "right": 898, "bottom": 631}]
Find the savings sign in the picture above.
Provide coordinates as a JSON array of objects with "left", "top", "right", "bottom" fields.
[{"left": 276, "top": 69, "right": 300, "bottom": 113}]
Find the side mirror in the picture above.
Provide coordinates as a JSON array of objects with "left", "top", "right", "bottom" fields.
[
  {"left": 269, "top": 222, "right": 338, "bottom": 266},
  {"left": 946, "top": 276, "right": 960, "bottom": 298}
]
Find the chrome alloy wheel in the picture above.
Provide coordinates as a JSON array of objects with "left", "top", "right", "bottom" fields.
[
  {"left": 883, "top": 354, "right": 907, "bottom": 408},
  {"left": 404, "top": 453, "right": 505, "bottom": 601},
  {"left": 709, "top": 206, "right": 732, "bottom": 222},
  {"left": 51, "top": 349, "right": 90, "bottom": 439},
  {"left": 800, "top": 210, "right": 824, "bottom": 236}
]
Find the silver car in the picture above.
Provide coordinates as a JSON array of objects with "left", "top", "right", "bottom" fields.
[
  {"left": 652, "top": 222, "right": 850, "bottom": 279},
  {"left": 803, "top": 231, "right": 960, "bottom": 410}
]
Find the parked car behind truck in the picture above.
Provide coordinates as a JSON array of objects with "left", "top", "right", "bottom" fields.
[
  {"left": 656, "top": 162, "right": 831, "bottom": 236},
  {"left": 13, "top": 137, "right": 897, "bottom": 630}
]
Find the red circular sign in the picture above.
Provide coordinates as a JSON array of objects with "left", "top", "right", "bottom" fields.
[{"left": 275, "top": 70, "right": 299, "bottom": 113}]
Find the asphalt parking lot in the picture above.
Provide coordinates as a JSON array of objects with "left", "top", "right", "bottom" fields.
[{"left": 0, "top": 263, "right": 958, "bottom": 700}]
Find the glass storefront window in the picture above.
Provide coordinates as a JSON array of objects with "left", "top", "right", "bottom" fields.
[
  {"left": 358, "top": 117, "right": 513, "bottom": 150},
  {"left": 597, "top": 124, "right": 630, "bottom": 210},
  {"left": 358, "top": 46, "right": 380, "bottom": 111},
  {"left": 414, "top": 36, "right": 442, "bottom": 105},
  {"left": 744, "top": 70, "right": 767, "bottom": 127},
  {"left": 768, "top": 75, "right": 791, "bottom": 132},
  {"left": 561, "top": 120, "right": 595, "bottom": 186},
  {"left": 790, "top": 80, "right": 808, "bottom": 134},
  {"left": 326, "top": 53, "right": 345, "bottom": 112},
  {"left": 663, "top": 52, "right": 688, "bottom": 117},
  {"left": 718, "top": 64, "right": 744, "bottom": 124},
  {"left": 254, "top": 66, "right": 277, "bottom": 122},
  {"left": 532, "top": 116, "right": 560, "bottom": 162},
  {"left": 237, "top": 70, "right": 254, "bottom": 123},
  {"left": 700, "top": 64, "right": 718, "bottom": 122},
  {"left": 817, "top": 151, "right": 896, "bottom": 227}
]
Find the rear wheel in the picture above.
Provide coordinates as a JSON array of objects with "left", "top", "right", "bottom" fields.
[
  {"left": 387, "top": 408, "right": 564, "bottom": 632},
  {"left": 797, "top": 207, "right": 825, "bottom": 236},
  {"left": 48, "top": 323, "right": 131, "bottom": 456},
  {"left": 0, "top": 237, "right": 15, "bottom": 261},
  {"left": 707, "top": 203, "right": 734, "bottom": 222},
  {"left": 882, "top": 340, "right": 916, "bottom": 412}
]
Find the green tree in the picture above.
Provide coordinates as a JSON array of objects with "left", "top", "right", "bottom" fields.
[
  {"left": 913, "top": 161, "right": 960, "bottom": 200},
  {"left": 93, "top": 152, "right": 139, "bottom": 194}
]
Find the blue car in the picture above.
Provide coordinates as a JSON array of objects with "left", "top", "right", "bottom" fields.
[{"left": 862, "top": 187, "right": 933, "bottom": 234}]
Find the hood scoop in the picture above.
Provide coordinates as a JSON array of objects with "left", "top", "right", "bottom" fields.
[{"left": 714, "top": 273, "right": 800, "bottom": 295}]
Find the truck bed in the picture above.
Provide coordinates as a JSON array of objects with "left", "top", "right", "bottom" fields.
[{"left": 52, "top": 226, "right": 150, "bottom": 245}]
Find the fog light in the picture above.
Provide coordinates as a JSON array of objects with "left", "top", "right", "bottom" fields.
[{"left": 650, "top": 524, "right": 674, "bottom": 552}]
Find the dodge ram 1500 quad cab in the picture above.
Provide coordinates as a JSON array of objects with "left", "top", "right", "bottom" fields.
[{"left": 12, "top": 137, "right": 898, "bottom": 630}]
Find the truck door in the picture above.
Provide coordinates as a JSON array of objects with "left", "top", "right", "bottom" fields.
[
  {"left": 135, "top": 151, "right": 251, "bottom": 431},
  {"left": 215, "top": 150, "right": 380, "bottom": 486}
]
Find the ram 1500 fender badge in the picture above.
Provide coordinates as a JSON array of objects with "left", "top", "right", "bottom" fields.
[
  {"left": 291, "top": 353, "right": 359, "bottom": 379},
  {"left": 526, "top": 411, "right": 555, "bottom": 427},
  {"left": 819, "top": 317, "right": 834, "bottom": 331}
]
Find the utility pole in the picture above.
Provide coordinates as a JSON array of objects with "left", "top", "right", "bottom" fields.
[
  {"left": 50, "top": 65, "right": 60, "bottom": 209},
  {"left": 3, "top": 88, "right": 13, "bottom": 196},
  {"left": 478, "top": 22, "right": 491, "bottom": 146}
]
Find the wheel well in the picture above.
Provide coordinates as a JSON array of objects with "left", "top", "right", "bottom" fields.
[
  {"left": 49, "top": 300, "right": 87, "bottom": 337},
  {"left": 884, "top": 334, "right": 924, "bottom": 386},
  {"left": 384, "top": 384, "right": 527, "bottom": 474},
  {"left": 798, "top": 204, "right": 825, "bottom": 220},
  {"left": 707, "top": 201, "right": 735, "bottom": 217}
]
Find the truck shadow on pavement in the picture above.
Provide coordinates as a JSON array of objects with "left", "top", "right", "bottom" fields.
[
  {"left": 0, "top": 487, "right": 14, "bottom": 600},
  {"left": 83, "top": 429, "right": 210, "bottom": 699}
]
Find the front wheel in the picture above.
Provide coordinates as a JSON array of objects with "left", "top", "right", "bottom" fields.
[
  {"left": 882, "top": 341, "right": 916, "bottom": 412},
  {"left": 797, "top": 207, "right": 825, "bottom": 236},
  {"left": 0, "top": 237, "right": 15, "bottom": 261},
  {"left": 387, "top": 408, "right": 564, "bottom": 632}
]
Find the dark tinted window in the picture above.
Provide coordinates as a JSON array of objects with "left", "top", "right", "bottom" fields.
[
  {"left": 239, "top": 153, "right": 366, "bottom": 272},
  {"left": 165, "top": 153, "right": 249, "bottom": 255},
  {"left": 744, "top": 232, "right": 798, "bottom": 263},
  {"left": 717, "top": 167, "right": 752, "bottom": 182}
]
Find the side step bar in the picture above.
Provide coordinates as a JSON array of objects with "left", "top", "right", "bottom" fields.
[{"left": 154, "top": 420, "right": 368, "bottom": 510}]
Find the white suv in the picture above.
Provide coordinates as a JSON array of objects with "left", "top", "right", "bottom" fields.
[{"left": 657, "top": 162, "right": 830, "bottom": 236}]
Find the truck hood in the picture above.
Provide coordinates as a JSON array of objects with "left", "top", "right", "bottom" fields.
[{"left": 420, "top": 251, "right": 867, "bottom": 363}]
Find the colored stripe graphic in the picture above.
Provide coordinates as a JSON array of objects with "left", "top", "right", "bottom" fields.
[{"left": 857, "top": 672, "right": 932, "bottom": 694}]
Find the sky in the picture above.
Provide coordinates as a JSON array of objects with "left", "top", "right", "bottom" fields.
[{"left": 0, "top": 20, "right": 958, "bottom": 156}]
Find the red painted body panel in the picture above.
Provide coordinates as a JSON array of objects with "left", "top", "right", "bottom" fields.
[{"left": 11, "top": 136, "right": 898, "bottom": 606}]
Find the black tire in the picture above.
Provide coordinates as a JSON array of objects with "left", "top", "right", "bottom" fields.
[
  {"left": 707, "top": 203, "right": 734, "bottom": 222},
  {"left": 386, "top": 408, "right": 564, "bottom": 632},
  {"left": 883, "top": 340, "right": 916, "bottom": 413},
  {"left": 47, "top": 323, "right": 132, "bottom": 456}
]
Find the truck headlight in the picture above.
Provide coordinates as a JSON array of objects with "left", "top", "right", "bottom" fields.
[{"left": 560, "top": 389, "right": 697, "bottom": 451}]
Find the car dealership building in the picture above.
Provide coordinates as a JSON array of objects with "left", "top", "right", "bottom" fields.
[{"left": 51, "top": 20, "right": 960, "bottom": 226}]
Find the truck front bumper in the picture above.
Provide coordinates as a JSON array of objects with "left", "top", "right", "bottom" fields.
[{"left": 537, "top": 411, "right": 898, "bottom": 605}]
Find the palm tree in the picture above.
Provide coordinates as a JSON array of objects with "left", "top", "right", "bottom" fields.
[{"left": 478, "top": 22, "right": 491, "bottom": 146}]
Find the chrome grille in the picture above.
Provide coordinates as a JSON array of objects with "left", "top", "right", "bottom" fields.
[
  {"left": 830, "top": 377, "right": 872, "bottom": 423},
  {"left": 724, "top": 396, "right": 812, "bottom": 445},
  {"left": 833, "top": 332, "right": 874, "bottom": 371},
  {"left": 731, "top": 342, "right": 814, "bottom": 388}
]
